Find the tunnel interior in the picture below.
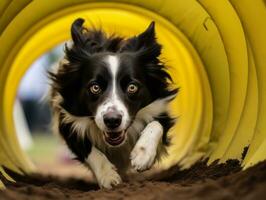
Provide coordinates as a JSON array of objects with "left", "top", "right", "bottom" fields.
[{"left": 0, "top": 0, "right": 266, "bottom": 199}]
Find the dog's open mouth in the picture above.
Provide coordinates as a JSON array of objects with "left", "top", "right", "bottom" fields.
[{"left": 104, "top": 131, "right": 126, "bottom": 146}]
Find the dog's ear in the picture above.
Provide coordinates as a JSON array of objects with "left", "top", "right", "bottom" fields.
[
  {"left": 121, "top": 21, "right": 161, "bottom": 61},
  {"left": 65, "top": 18, "right": 91, "bottom": 63},
  {"left": 137, "top": 21, "right": 156, "bottom": 46},
  {"left": 71, "top": 18, "right": 86, "bottom": 46}
]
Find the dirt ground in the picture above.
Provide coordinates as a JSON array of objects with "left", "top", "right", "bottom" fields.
[{"left": 1, "top": 159, "right": 266, "bottom": 200}]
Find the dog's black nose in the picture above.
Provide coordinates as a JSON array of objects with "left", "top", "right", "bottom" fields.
[{"left": 103, "top": 113, "right": 122, "bottom": 129}]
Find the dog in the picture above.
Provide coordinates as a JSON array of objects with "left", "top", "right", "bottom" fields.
[{"left": 49, "top": 18, "right": 178, "bottom": 189}]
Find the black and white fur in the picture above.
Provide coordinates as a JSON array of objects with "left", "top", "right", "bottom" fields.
[{"left": 49, "top": 18, "right": 178, "bottom": 189}]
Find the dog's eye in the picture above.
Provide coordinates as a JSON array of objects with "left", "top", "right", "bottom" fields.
[
  {"left": 127, "top": 83, "right": 138, "bottom": 94},
  {"left": 90, "top": 84, "right": 101, "bottom": 94}
]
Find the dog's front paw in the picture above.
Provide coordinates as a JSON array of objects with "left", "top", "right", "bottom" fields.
[
  {"left": 130, "top": 144, "right": 156, "bottom": 172},
  {"left": 96, "top": 164, "right": 122, "bottom": 189}
]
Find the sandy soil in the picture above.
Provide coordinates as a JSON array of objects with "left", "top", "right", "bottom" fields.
[{"left": 1, "top": 160, "right": 266, "bottom": 200}]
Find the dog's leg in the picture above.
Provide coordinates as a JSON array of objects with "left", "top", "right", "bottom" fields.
[
  {"left": 85, "top": 146, "right": 122, "bottom": 189},
  {"left": 130, "top": 121, "right": 163, "bottom": 172}
]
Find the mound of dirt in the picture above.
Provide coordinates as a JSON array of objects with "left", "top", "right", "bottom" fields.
[{"left": 1, "top": 160, "right": 266, "bottom": 200}]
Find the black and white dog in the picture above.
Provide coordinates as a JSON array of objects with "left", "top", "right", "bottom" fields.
[{"left": 49, "top": 18, "right": 178, "bottom": 189}]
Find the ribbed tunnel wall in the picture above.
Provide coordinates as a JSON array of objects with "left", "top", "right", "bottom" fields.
[{"left": 0, "top": 0, "right": 266, "bottom": 187}]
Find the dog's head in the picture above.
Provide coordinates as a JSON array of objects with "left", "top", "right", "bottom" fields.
[{"left": 50, "top": 18, "right": 177, "bottom": 146}]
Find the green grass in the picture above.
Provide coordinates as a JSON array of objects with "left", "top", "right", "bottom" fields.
[{"left": 26, "top": 133, "right": 59, "bottom": 164}]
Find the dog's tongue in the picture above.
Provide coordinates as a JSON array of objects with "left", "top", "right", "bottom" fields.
[
  {"left": 108, "top": 132, "right": 121, "bottom": 139},
  {"left": 104, "top": 131, "right": 125, "bottom": 146}
]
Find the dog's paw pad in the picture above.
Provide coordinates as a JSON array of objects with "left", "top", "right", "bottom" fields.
[
  {"left": 130, "top": 145, "right": 156, "bottom": 172},
  {"left": 97, "top": 165, "right": 122, "bottom": 189}
]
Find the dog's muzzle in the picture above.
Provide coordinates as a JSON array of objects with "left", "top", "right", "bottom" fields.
[{"left": 103, "top": 111, "right": 126, "bottom": 146}]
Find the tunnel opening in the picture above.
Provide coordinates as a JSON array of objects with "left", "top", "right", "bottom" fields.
[
  {"left": 12, "top": 45, "right": 94, "bottom": 181},
  {"left": 1, "top": 1, "right": 266, "bottom": 199}
]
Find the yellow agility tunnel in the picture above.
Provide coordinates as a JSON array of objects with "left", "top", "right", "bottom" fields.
[{"left": 0, "top": 0, "right": 266, "bottom": 187}]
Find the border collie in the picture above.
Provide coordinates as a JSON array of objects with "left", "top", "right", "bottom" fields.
[{"left": 49, "top": 18, "right": 178, "bottom": 189}]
